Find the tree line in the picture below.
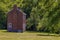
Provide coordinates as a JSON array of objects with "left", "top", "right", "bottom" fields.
[{"left": 0, "top": 0, "right": 60, "bottom": 34}]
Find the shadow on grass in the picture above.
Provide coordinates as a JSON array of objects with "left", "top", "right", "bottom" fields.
[
  {"left": 37, "top": 33, "right": 60, "bottom": 37},
  {"left": 1, "top": 30, "right": 23, "bottom": 33}
]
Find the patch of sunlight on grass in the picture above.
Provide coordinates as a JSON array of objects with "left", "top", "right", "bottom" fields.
[{"left": 0, "top": 30, "right": 60, "bottom": 40}]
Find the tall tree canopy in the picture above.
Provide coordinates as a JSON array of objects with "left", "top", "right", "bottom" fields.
[{"left": 0, "top": 0, "right": 60, "bottom": 33}]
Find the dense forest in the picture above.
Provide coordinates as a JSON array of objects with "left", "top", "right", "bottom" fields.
[{"left": 0, "top": 0, "right": 60, "bottom": 34}]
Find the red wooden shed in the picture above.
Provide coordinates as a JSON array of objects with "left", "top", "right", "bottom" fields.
[{"left": 7, "top": 5, "right": 26, "bottom": 32}]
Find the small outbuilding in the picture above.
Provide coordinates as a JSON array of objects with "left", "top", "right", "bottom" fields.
[{"left": 7, "top": 5, "right": 26, "bottom": 32}]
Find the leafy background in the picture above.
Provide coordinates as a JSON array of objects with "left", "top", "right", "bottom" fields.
[{"left": 0, "top": 0, "right": 60, "bottom": 34}]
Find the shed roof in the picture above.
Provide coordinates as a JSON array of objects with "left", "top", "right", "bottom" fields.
[{"left": 8, "top": 5, "right": 26, "bottom": 15}]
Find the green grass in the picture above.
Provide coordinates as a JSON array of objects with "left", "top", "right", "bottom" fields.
[{"left": 0, "top": 30, "right": 60, "bottom": 40}]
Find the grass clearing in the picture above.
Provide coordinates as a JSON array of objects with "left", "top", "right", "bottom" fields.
[{"left": 0, "top": 30, "right": 60, "bottom": 40}]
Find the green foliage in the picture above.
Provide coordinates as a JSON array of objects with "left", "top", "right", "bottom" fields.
[
  {"left": 0, "top": 0, "right": 60, "bottom": 33},
  {"left": 26, "top": 0, "right": 60, "bottom": 33},
  {"left": 0, "top": 9, "right": 6, "bottom": 29}
]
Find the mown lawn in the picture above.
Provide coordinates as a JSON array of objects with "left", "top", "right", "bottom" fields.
[{"left": 0, "top": 30, "right": 60, "bottom": 40}]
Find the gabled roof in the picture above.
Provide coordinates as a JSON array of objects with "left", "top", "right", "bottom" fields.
[
  {"left": 17, "top": 8, "right": 26, "bottom": 15},
  {"left": 8, "top": 4, "right": 26, "bottom": 15}
]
